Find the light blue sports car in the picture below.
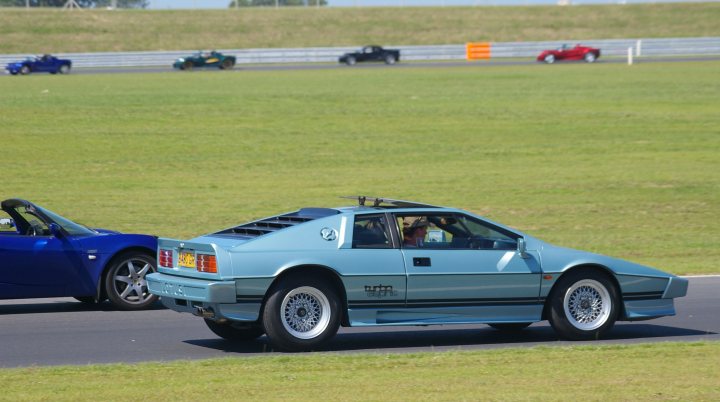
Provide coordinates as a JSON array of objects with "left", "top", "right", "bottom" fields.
[{"left": 147, "top": 197, "right": 688, "bottom": 352}]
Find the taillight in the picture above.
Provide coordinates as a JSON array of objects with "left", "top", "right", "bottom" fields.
[
  {"left": 197, "top": 254, "right": 217, "bottom": 273},
  {"left": 159, "top": 249, "right": 173, "bottom": 268}
]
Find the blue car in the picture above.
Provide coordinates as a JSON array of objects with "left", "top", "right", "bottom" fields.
[
  {"left": 147, "top": 196, "right": 688, "bottom": 352},
  {"left": 0, "top": 199, "right": 158, "bottom": 310},
  {"left": 5, "top": 54, "right": 72, "bottom": 75}
]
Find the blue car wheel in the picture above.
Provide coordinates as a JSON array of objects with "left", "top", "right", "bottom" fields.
[{"left": 104, "top": 252, "right": 158, "bottom": 310}]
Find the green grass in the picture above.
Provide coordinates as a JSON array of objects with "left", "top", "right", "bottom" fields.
[
  {"left": 1, "top": 3, "right": 720, "bottom": 53},
  {"left": 1, "top": 342, "right": 719, "bottom": 401},
  {"left": 0, "top": 62, "right": 718, "bottom": 275}
]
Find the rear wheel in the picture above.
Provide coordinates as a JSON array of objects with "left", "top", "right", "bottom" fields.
[
  {"left": 548, "top": 270, "right": 619, "bottom": 340},
  {"left": 262, "top": 275, "right": 341, "bottom": 352},
  {"left": 182, "top": 61, "right": 193, "bottom": 71},
  {"left": 20, "top": 65, "right": 30, "bottom": 75},
  {"left": 104, "top": 252, "right": 158, "bottom": 310},
  {"left": 544, "top": 54, "right": 555, "bottom": 64},
  {"left": 584, "top": 52, "right": 597, "bottom": 63},
  {"left": 345, "top": 56, "right": 356, "bottom": 66},
  {"left": 204, "top": 319, "right": 264, "bottom": 341}
]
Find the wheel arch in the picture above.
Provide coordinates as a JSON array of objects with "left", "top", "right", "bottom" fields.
[
  {"left": 264, "top": 264, "right": 349, "bottom": 326},
  {"left": 97, "top": 246, "right": 156, "bottom": 300},
  {"left": 541, "top": 263, "right": 623, "bottom": 320}
]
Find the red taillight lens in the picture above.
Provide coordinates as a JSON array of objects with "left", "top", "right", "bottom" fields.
[
  {"left": 197, "top": 254, "right": 217, "bottom": 273},
  {"left": 159, "top": 249, "right": 173, "bottom": 268}
]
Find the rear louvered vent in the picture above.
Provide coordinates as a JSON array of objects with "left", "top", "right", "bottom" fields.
[{"left": 213, "top": 208, "right": 339, "bottom": 239}]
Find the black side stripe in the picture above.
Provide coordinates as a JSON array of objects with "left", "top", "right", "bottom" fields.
[
  {"left": 622, "top": 291, "right": 664, "bottom": 301},
  {"left": 348, "top": 297, "right": 545, "bottom": 309}
]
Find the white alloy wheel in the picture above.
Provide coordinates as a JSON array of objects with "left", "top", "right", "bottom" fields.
[
  {"left": 562, "top": 279, "right": 612, "bottom": 331},
  {"left": 544, "top": 54, "right": 555, "bottom": 64},
  {"left": 584, "top": 52, "right": 596, "bottom": 63},
  {"left": 280, "top": 286, "right": 331, "bottom": 340}
]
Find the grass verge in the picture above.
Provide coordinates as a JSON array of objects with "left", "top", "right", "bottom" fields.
[
  {"left": 1, "top": 62, "right": 718, "bottom": 275},
  {"left": 1, "top": 342, "right": 718, "bottom": 401},
  {"left": 1, "top": 4, "right": 720, "bottom": 53}
]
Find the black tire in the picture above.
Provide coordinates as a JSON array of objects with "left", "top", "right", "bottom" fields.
[
  {"left": 548, "top": 270, "right": 619, "bottom": 340},
  {"left": 220, "top": 59, "right": 234, "bottom": 70},
  {"left": 384, "top": 54, "right": 397, "bottom": 65},
  {"left": 262, "top": 275, "right": 341, "bottom": 352},
  {"left": 345, "top": 56, "right": 356, "bottom": 66},
  {"left": 204, "top": 319, "right": 264, "bottom": 341},
  {"left": 20, "top": 65, "right": 30, "bottom": 75},
  {"left": 488, "top": 323, "right": 532, "bottom": 331},
  {"left": 182, "top": 61, "right": 193, "bottom": 71},
  {"left": 104, "top": 252, "right": 158, "bottom": 310}
]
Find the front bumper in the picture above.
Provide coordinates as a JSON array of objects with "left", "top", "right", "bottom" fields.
[
  {"left": 146, "top": 272, "right": 261, "bottom": 322},
  {"left": 623, "top": 276, "right": 689, "bottom": 321}
]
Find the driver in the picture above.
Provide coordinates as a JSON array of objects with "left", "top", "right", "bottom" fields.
[{"left": 402, "top": 217, "right": 429, "bottom": 247}]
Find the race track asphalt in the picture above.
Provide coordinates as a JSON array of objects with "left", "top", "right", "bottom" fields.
[{"left": 0, "top": 276, "right": 718, "bottom": 368}]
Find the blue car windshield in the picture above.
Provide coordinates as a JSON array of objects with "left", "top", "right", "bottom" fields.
[{"left": 37, "top": 206, "right": 97, "bottom": 236}]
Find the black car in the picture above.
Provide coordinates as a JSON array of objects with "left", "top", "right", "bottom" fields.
[{"left": 339, "top": 45, "right": 400, "bottom": 66}]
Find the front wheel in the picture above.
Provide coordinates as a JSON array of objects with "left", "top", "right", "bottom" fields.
[
  {"left": 59, "top": 64, "right": 71, "bottom": 74},
  {"left": 262, "top": 276, "right": 341, "bottom": 352},
  {"left": 220, "top": 59, "right": 234, "bottom": 70},
  {"left": 548, "top": 270, "right": 619, "bottom": 340},
  {"left": 104, "top": 253, "right": 158, "bottom": 310},
  {"left": 584, "top": 52, "right": 597, "bottom": 63},
  {"left": 204, "top": 319, "right": 264, "bottom": 341},
  {"left": 384, "top": 54, "right": 397, "bottom": 65}
]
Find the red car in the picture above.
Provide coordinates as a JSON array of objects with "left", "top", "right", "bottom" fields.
[{"left": 537, "top": 44, "right": 600, "bottom": 64}]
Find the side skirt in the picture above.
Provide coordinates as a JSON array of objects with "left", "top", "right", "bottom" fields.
[{"left": 348, "top": 304, "right": 544, "bottom": 326}]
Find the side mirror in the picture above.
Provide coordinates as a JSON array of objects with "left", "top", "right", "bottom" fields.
[
  {"left": 49, "top": 223, "right": 64, "bottom": 238},
  {"left": 517, "top": 238, "right": 529, "bottom": 259}
]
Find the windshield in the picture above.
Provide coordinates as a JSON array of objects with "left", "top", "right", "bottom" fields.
[{"left": 37, "top": 205, "right": 97, "bottom": 236}]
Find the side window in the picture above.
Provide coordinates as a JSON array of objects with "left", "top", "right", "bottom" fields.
[
  {"left": 457, "top": 215, "right": 517, "bottom": 250},
  {"left": 352, "top": 215, "right": 391, "bottom": 249},
  {"left": 0, "top": 211, "right": 17, "bottom": 233},
  {"left": 14, "top": 207, "right": 50, "bottom": 236},
  {"left": 397, "top": 214, "right": 456, "bottom": 249}
]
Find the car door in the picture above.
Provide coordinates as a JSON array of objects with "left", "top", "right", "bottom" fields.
[
  {"left": 339, "top": 213, "right": 406, "bottom": 324},
  {"left": 0, "top": 210, "right": 85, "bottom": 299},
  {"left": 398, "top": 212, "right": 543, "bottom": 323}
]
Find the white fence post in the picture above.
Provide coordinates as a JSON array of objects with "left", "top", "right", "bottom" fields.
[
  {"left": 636, "top": 40, "right": 642, "bottom": 57},
  {"left": 628, "top": 47, "right": 633, "bottom": 65}
]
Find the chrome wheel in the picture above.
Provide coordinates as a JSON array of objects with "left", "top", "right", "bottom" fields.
[
  {"left": 105, "top": 253, "right": 158, "bottom": 310},
  {"left": 113, "top": 258, "right": 153, "bottom": 304},
  {"left": 563, "top": 279, "right": 611, "bottom": 331},
  {"left": 280, "top": 286, "right": 331, "bottom": 340},
  {"left": 584, "top": 52, "right": 596, "bottom": 63},
  {"left": 544, "top": 54, "right": 555, "bottom": 64}
]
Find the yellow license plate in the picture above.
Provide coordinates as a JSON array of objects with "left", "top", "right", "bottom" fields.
[{"left": 178, "top": 251, "right": 196, "bottom": 268}]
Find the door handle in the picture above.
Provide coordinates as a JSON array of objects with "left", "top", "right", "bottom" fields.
[{"left": 413, "top": 257, "right": 431, "bottom": 267}]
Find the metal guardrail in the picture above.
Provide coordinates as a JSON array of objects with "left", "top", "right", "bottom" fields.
[{"left": 1, "top": 37, "right": 718, "bottom": 68}]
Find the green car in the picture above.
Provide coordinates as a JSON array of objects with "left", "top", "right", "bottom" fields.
[{"left": 173, "top": 50, "right": 236, "bottom": 71}]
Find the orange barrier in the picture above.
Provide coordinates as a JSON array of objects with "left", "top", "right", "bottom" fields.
[{"left": 466, "top": 42, "right": 491, "bottom": 60}]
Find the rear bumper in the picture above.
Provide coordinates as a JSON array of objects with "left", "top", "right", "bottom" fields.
[{"left": 146, "top": 272, "right": 261, "bottom": 322}]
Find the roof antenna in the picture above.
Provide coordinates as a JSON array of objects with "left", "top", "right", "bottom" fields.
[{"left": 358, "top": 196, "right": 366, "bottom": 206}]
